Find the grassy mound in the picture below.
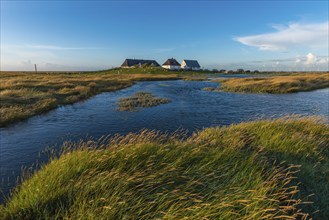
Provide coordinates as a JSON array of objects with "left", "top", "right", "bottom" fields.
[
  {"left": 214, "top": 73, "right": 329, "bottom": 94},
  {"left": 117, "top": 92, "right": 171, "bottom": 111},
  {"left": 1, "top": 117, "right": 328, "bottom": 219}
]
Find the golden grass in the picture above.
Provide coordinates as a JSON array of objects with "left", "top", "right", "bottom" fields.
[
  {"left": 0, "top": 70, "right": 178, "bottom": 127},
  {"left": 117, "top": 92, "right": 171, "bottom": 111},
  {"left": 214, "top": 73, "right": 329, "bottom": 94},
  {"left": 1, "top": 117, "right": 328, "bottom": 219}
]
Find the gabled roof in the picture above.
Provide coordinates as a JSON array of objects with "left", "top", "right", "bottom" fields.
[
  {"left": 162, "top": 58, "right": 180, "bottom": 66},
  {"left": 121, "top": 59, "right": 160, "bottom": 67},
  {"left": 183, "top": 60, "right": 201, "bottom": 68}
]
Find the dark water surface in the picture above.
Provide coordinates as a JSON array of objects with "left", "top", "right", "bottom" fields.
[{"left": 1, "top": 80, "right": 328, "bottom": 201}]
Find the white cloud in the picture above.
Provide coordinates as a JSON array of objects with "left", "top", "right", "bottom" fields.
[
  {"left": 318, "top": 57, "right": 329, "bottom": 64},
  {"left": 294, "top": 53, "right": 329, "bottom": 70},
  {"left": 294, "top": 53, "right": 329, "bottom": 67},
  {"left": 306, "top": 53, "right": 316, "bottom": 64},
  {"left": 234, "top": 21, "right": 329, "bottom": 51}
]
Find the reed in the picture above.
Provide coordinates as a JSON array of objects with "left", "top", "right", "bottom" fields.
[{"left": 1, "top": 117, "right": 328, "bottom": 219}]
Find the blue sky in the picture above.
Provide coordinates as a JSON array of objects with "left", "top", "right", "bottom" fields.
[{"left": 1, "top": 1, "right": 328, "bottom": 71}]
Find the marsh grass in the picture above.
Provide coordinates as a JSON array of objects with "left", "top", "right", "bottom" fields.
[
  {"left": 214, "top": 73, "right": 329, "bottom": 94},
  {"left": 1, "top": 117, "right": 328, "bottom": 219},
  {"left": 117, "top": 92, "right": 171, "bottom": 111},
  {"left": 0, "top": 70, "right": 178, "bottom": 127}
]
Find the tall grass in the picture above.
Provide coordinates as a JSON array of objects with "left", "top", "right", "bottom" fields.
[
  {"left": 214, "top": 73, "right": 329, "bottom": 93},
  {"left": 1, "top": 117, "right": 328, "bottom": 219},
  {"left": 0, "top": 70, "right": 178, "bottom": 127}
]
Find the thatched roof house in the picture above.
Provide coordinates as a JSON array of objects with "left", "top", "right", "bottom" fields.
[{"left": 121, "top": 59, "right": 160, "bottom": 68}]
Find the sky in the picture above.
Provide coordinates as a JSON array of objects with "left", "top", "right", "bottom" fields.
[{"left": 1, "top": 0, "right": 328, "bottom": 71}]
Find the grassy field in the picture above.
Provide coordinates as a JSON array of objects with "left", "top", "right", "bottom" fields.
[
  {"left": 213, "top": 73, "right": 329, "bottom": 94},
  {"left": 117, "top": 92, "right": 171, "bottom": 111},
  {"left": 1, "top": 117, "right": 328, "bottom": 219},
  {"left": 0, "top": 68, "right": 179, "bottom": 127}
]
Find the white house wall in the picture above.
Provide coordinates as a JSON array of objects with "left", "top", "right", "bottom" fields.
[
  {"left": 181, "top": 65, "right": 200, "bottom": 71},
  {"left": 181, "top": 61, "right": 187, "bottom": 69},
  {"left": 162, "top": 65, "right": 181, "bottom": 70}
]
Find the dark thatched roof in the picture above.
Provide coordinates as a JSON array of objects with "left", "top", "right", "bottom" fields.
[
  {"left": 183, "top": 60, "right": 200, "bottom": 68},
  {"left": 162, "top": 58, "right": 180, "bottom": 66},
  {"left": 121, "top": 59, "right": 160, "bottom": 67}
]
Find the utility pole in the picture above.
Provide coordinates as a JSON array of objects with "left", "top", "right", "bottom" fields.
[{"left": 34, "top": 64, "right": 38, "bottom": 73}]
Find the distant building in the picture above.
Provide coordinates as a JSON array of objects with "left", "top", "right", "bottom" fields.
[
  {"left": 162, "top": 58, "right": 181, "bottom": 70},
  {"left": 121, "top": 59, "right": 160, "bottom": 68},
  {"left": 181, "top": 60, "right": 201, "bottom": 71}
]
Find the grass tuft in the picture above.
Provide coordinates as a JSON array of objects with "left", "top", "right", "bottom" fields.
[
  {"left": 117, "top": 92, "right": 171, "bottom": 111},
  {"left": 202, "top": 87, "right": 216, "bottom": 91}
]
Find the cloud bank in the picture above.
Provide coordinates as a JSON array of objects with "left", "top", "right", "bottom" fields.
[
  {"left": 206, "top": 53, "right": 329, "bottom": 71},
  {"left": 234, "top": 22, "right": 329, "bottom": 51}
]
